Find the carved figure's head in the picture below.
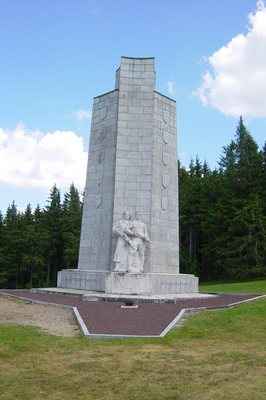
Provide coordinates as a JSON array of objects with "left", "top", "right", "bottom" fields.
[{"left": 122, "top": 211, "right": 131, "bottom": 220}]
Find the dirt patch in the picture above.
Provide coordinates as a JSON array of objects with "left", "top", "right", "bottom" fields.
[{"left": 0, "top": 295, "right": 80, "bottom": 337}]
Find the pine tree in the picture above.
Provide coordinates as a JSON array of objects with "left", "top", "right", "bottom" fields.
[
  {"left": 19, "top": 204, "right": 34, "bottom": 287},
  {"left": 19, "top": 204, "right": 47, "bottom": 288},
  {"left": 3, "top": 202, "right": 23, "bottom": 287},
  {"left": 260, "top": 141, "right": 266, "bottom": 212},
  {"left": 234, "top": 116, "right": 263, "bottom": 197},
  {"left": 62, "top": 184, "right": 82, "bottom": 269},
  {"left": 0, "top": 211, "right": 7, "bottom": 287},
  {"left": 31, "top": 204, "right": 48, "bottom": 287},
  {"left": 219, "top": 140, "right": 237, "bottom": 173},
  {"left": 44, "top": 185, "right": 63, "bottom": 286},
  {"left": 202, "top": 160, "right": 210, "bottom": 177},
  {"left": 179, "top": 164, "right": 197, "bottom": 274},
  {"left": 179, "top": 160, "right": 204, "bottom": 275}
]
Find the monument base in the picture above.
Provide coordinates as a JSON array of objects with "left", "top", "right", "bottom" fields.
[
  {"left": 57, "top": 269, "right": 198, "bottom": 295},
  {"left": 57, "top": 269, "right": 107, "bottom": 292},
  {"left": 105, "top": 272, "right": 198, "bottom": 295}
]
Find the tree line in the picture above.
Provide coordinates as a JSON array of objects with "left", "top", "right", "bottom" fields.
[
  {"left": 180, "top": 117, "right": 266, "bottom": 281},
  {"left": 0, "top": 184, "right": 82, "bottom": 288},
  {"left": 0, "top": 117, "right": 265, "bottom": 288}
]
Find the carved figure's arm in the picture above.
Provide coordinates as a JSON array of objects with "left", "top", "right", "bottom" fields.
[
  {"left": 113, "top": 222, "right": 124, "bottom": 237},
  {"left": 143, "top": 225, "right": 151, "bottom": 243}
]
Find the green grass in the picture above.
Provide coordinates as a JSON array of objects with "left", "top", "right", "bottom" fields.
[
  {"left": 0, "top": 280, "right": 266, "bottom": 400},
  {"left": 200, "top": 278, "right": 266, "bottom": 294}
]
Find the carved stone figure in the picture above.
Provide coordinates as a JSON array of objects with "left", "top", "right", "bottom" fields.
[
  {"left": 128, "top": 213, "right": 150, "bottom": 273},
  {"left": 113, "top": 211, "right": 134, "bottom": 272},
  {"left": 113, "top": 212, "right": 150, "bottom": 274}
]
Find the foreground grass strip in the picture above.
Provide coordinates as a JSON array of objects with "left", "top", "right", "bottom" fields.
[
  {"left": 0, "top": 298, "right": 266, "bottom": 400},
  {"left": 200, "top": 278, "right": 266, "bottom": 294}
]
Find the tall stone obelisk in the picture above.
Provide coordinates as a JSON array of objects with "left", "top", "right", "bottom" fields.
[{"left": 58, "top": 57, "right": 198, "bottom": 294}]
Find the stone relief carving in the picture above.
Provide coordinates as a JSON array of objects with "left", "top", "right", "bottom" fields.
[
  {"left": 93, "top": 148, "right": 105, "bottom": 209},
  {"left": 113, "top": 211, "right": 150, "bottom": 274},
  {"left": 162, "top": 130, "right": 168, "bottom": 144},
  {"left": 160, "top": 107, "right": 172, "bottom": 210},
  {"left": 98, "top": 150, "right": 105, "bottom": 164},
  {"left": 162, "top": 174, "right": 170, "bottom": 189},
  {"left": 96, "top": 194, "right": 102, "bottom": 209},
  {"left": 162, "top": 149, "right": 170, "bottom": 166},
  {"left": 161, "top": 129, "right": 169, "bottom": 210},
  {"left": 96, "top": 163, "right": 104, "bottom": 209},
  {"left": 98, "top": 105, "right": 108, "bottom": 122},
  {"left": 93, "top": 127, "right": 107, "bottom": 145},
  {"left": 161, "top": 194, "right": 168, "bottom": 211}
]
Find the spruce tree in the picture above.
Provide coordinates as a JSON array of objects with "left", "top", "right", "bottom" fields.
[
  {"left": 234, "top": 116, "right": 263, "bottom": 197},
  {"left": 62, "top": 184, "right": 82, "bottom": 269},
  {"left": 0, "top": 211, "right": 7, "bottom": 287},
  {"left": 3, "top": 202, "right": 23, "bottom": 287},
  {"left": 44, "top": 185, "right": 63, "bottom": 286},
  {"left": 32, "top": 204, "right": 47, "bottom": 287}
]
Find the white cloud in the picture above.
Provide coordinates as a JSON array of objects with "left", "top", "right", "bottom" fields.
[
  {"left": 74, "top": 109, "right": 92, "bottom": 121},
  {"left": 0, "top": 125, "right": 87, "bottom": 190},
  {"left": 167, "top": 81, "right": 176, "bottom": 96},
  {"left": 196, "top": 1, "right": 266, "bottom": 117}
]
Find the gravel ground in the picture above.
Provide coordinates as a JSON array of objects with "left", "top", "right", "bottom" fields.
[{"left": 0, "top": 295, "right": 80, "bottom": 337}]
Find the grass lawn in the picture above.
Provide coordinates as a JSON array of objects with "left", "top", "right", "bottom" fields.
[
  {"left": 0, "top": 282, "right": 266, "bottom": 400},
  {"left": 200, "top": 278, "right": 266, "bottom": 294}
]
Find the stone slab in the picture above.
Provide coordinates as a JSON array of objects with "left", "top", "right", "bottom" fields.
[
  {"left": 57, "top": 269, "right": 107, "bottom": 291},
  {"left": 105, "top": 272, "right": 199, "bottom": 295},
  {"left": 33, "top": 287, "right": 215, "bottom": 303},
  {"left": 32, "top": 287, "right": 92, "bottom": 296}
]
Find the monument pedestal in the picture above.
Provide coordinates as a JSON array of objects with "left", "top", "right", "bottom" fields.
[
  {"left": 57, "top": 269, "right": 107, "bottom": 292},
  {"left": 58, "top": 269, "right": 198, "bottom": 295},
  {"left": 106, "top": 272, "right": 198, "bottom": 295}
]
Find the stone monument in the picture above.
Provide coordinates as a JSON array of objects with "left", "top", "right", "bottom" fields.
[{"left": 57, "top": 56, "right": 198, "bottom": 295}]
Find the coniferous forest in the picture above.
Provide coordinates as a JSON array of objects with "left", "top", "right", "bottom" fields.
[{"left": 0, "top": 117, "right": 266, "bottom": 289}]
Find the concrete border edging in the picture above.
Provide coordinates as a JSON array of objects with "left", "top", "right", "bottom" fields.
[
  {"left": 160, "top": 308, "right": 187, "bottom": 337},
  {"left": 160, "top": 294, "right": 266, "bottom": 336},
  {"left": 73, "top": 307, "right": 90, "bottom": 336},
  {"left": 224, "top": 294, "right": 266, "bottom": 307}
]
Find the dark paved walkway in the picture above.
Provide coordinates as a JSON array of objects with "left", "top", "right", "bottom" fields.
[{"left": 0, "top": 290, "right": 262, "bottom": 336}]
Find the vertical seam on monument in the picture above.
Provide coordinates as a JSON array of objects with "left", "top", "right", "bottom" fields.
[
  {"left": 176, "top": 105, "right": 180, "bottom": 272},
  {"left": 109, "top": 65, "right": 121, "bottom": 272},
  {"left": 149, "top": 87, "right": 156, "bottom": 274}
]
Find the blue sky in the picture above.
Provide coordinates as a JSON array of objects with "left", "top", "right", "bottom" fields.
[{"left": 1, "top": 0, "right": 266, "bottom": 211}]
